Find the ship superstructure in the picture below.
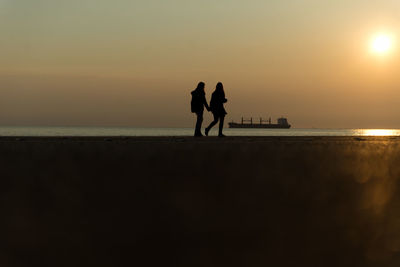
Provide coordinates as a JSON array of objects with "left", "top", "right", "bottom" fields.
[{"left": 228, "top": 117, "right": 291, "bottom": 129}]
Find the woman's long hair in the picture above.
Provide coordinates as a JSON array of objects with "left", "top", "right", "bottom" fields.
[
  {"left": 195, "top": 82, "right": 205, "bottom": 93},
  {"left": 215, "top": 82, "right": 225, "bottom": 97}
]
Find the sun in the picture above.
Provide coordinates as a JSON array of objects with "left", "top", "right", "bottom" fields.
[{"left": 371, "top": 34, "right": 392, "bottom": 54}]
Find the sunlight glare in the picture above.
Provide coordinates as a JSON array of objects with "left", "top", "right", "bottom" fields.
[
  {"left": 361, "top": 129, "right": 398, "bottom": 136},
  {"left": 371, "top": 34, "right": 392, "bottom": 54}
]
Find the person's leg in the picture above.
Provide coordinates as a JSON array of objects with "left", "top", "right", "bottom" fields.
[
  {"left": 218, "top": 115, "right": 225, "bottom": 137},
  {"left": 194, "top": 112, "right": 203, "bottom": 136},
  {"left": 205, "top": 113, "right": 219, "bottom": 136}
]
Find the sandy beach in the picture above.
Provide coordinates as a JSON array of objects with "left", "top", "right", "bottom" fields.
[{"left": 2, "top": 136, "right": 400, "bottom": 266}]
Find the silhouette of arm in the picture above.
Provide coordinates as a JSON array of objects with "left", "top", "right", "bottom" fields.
[
  {"left": 203, "top": 95, "right": 210, "bottom": 111},
  {"left": 219, "top": 94, "right": 227, "bottom": 103}
]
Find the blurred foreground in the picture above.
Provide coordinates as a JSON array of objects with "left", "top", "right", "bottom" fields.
[{"left": 1, "top": 136, "right": 400, "bottom": 267}]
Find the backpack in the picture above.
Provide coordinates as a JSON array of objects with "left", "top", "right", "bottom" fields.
[
  {"left": 191, "top": 96, "right": 196, "bottom": 113},
  {"left": 191, "top": 91, "right": 199, "bottom": 113}
]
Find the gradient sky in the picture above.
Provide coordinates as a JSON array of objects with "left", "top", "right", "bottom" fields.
[{"left": 1, "top": 0, "right": 399, "bottom": 128}]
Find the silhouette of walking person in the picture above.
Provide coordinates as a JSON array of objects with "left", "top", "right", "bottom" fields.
[
  {"left": 205, "top": 82, "right": 228, "bottom": 137},
  {"left": 191, "top": 82, "right": 210, "bottom": 137}
]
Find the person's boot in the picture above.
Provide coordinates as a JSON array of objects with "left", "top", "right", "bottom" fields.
[
  {"left": 194, "top": 130, "right": 203, "bottom": 137},
  {"left": 205, "top": 127, "right": 210, "bottom": 136}
]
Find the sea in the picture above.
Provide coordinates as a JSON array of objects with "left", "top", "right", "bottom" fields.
[{"left": 0, "top": 126, "right": 400, "bottom": 137}]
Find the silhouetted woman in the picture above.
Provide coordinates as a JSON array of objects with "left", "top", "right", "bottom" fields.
[
  {"left": 205, "top": 82, "right": 228, "bottom": 137},
  {"left": 191, "top": 82, "right": 210, "bottom": 137}
]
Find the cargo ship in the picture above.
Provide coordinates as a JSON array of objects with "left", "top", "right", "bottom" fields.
[{"left": 228, "top": 117, "right": 291, "bottom": 129}]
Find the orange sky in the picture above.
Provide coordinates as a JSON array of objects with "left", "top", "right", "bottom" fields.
[{"left": 0, "top": 0, "right": 399, "bottom": 128}]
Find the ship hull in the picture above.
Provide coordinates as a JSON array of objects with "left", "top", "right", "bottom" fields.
[{"left": 228, "top": 123, "right": 291, "bottom": 129}]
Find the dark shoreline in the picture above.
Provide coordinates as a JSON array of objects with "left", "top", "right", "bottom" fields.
[
  {"left": 2, "top": 135, "right": 400, "bottom": 141},
  {"left": 2, "top": 136, "right": 400, "bottom": 266}
]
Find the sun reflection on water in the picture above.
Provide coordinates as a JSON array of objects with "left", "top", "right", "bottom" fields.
[{"left": 356, "top": 129, "right": 400, "bottom": 136}]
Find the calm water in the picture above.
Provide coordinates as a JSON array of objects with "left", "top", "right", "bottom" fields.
[{"left": 0, "top": 126, "right": 400, "bottom": 137}]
